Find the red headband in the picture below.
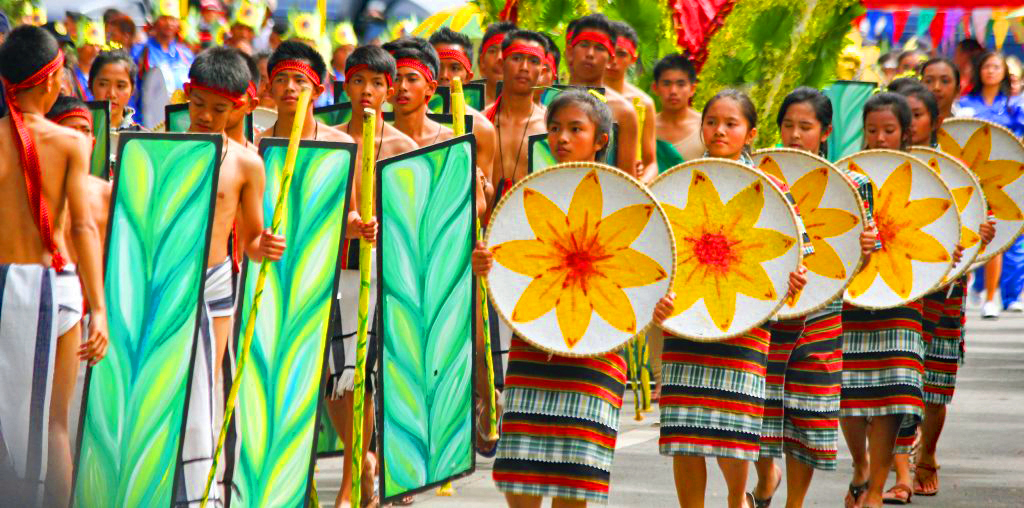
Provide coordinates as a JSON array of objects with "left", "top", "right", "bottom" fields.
[
  {"left": 502, "top": 43, "right": 546, "bottom": 61},
  {"left": 246, "top": 81, "right": 258, "bottom": 100},
  {"left": 2, "top": 50, "right": 67, "bottom": 271},
  {"left": 270, "top": 59, "right": 322, "bottom": 88},
  {"left": 184, "top": 81, "right": 247, "bottom": 107},
  {"left": 437, "top": 49, "right": 473, "bottom": 79},
  {"left": 568, "top": 30, "right": 615, "bottom": 55},
  {"left": 345, "top": 64, "right": 394, "bottom": 88},
  {"left": 545, "top": 53, "right": 557, "bottom": 79},
  {"left": 396, "top": 58, "right": 435, "bottom": 82},
  {"left": 616, "top": 36, "right": 637, "bottom": 58},
  {"left": 51, "top": 108, "right": 93, "bottom": 129},
  {"left": 480, "top": 33, "right": 505, "bottom": 59}
]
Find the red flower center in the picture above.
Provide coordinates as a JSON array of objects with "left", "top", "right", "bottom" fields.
[{"left": 693, "top": 232, "right": 736, "bottom": 269}]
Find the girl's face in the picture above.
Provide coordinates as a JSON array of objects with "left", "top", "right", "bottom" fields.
[
  {"left": 980, "top": 55, "right": 1007, "bottom": 88},
  {"left": 547, "top": 103, "right": 607, "bottom": 163},
  {"left": 779, "top": 101, "right": 830, "bottom": 154},
  {"left": 906, "top": 95, "right": 935, "bottom": 146},
  {"left": 864, "top": 108, "right": 905, "bottom": 150},
  {"left": 701, "top": 97, "right": 756, "bottom": 159},
  {"left": 921, "top": 63, "right": 958, "bottom": 114},
  {"left": 91, "top": 62, "right": 134, "bottom": 125}
]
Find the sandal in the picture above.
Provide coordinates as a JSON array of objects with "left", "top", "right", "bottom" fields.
[
  {"left": 745, "top": 491, "right": 773, "bottom": 508},
  {"left": 913, "top": 464, "right": 939, "bottom": 496},
  {"left": 845, "top": 481, "right": 869, "bottom": 508},
  {"left": 881, "top": 483, "right": 913, "bottom": 505}
]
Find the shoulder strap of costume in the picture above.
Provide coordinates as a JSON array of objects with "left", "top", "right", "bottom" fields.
[{"left": 2, "top": 50, "right": 67, "bottom": 271}]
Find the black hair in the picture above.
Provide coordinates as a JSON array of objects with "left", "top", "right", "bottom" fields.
[
  {"left": 45, "top": 94, "right": 89, "bottom": 120},
  {"left": 878, "top": 51, "right": 898, "bottom": 68},
  {"left": 610, "top": 20, "right": 638, "bottom": 51},
  {"left": 89, "top": 49, "right": 138, "bottom": 92},
  {"left": 382, "top": 36, "right": 440, "bottom": 79},
  {"left": 480, "top": 21, "right": 516, "bottom": 63},
  {"left": 0, "top": 25, "right": 60, "bottom": 85},
  {"left": 240, "top": 50, "right": 260, "bottom": 85},
  {"left": 272, "top": 22, "right": 288, "bottom": 36},
  {"left": 428, "top": 27, "right": 474, "bottom": 65},
  {"left": 957, "top": 38, "right": 984, "bottom": 55},
  {"left": 653, "top": 52, "right": 696, "bottom": 83},
  {"left": 189, "top": 46, "right": 251, "bottom": 95},
  {"left": 863, "top": 92, "right": 912, "bottom": 150},
  {"left": 969, "top": 51, "right": 1012, "bottom": 97},
  {"left": 108, "top": 15, "right": 137, "bottom": 40},
  {"left": 539, "top": 32, "right": 560, "bottom": 71},
  {"left": 919, "top": 57, "right": 960, "bottom": 92},
  {"left": 268, "top": 40, "right": 328, "bottom": 83},
  {"left": 777, "top": 86, "right": 833, "bottom": 131},
  {"left": 571, "top": 13, "right": 615, "bottom": 42},
  {"left": 102, "top": 8, "right": 124, "bottom": 24},
  {"left": 500, "top": 29, "right": 548, "bottom": 55},
  {"left": 897, "top": 50, "right": 925, "bottom": 68},
  {"left": 546, "top": 89, "right": 614, "bottom": 162},
  {"left": 702, "top": 89, "right": 758, "bottom": 155},
  {"left": 344, "top": 44, "right": 397, "bottom": 80},
  {"left": 889, "top": 81, "right": 940, "bottom": 144}
]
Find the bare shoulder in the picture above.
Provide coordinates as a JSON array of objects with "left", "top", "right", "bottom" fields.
[
  {"left": 318, "top": 123, "right": 356, "bottom": 143},
  {"left": 228, "top": 138, "right": 265, "bottom": 178},
  {"left": 384, "top": 123, "right": 419, "bottom": 153},
  {"left": 87, "top": 175, "right": 112, "bottom": 198},
  {"left": 469, "top": 108, "right": 496, "bottom": 135},
  {"left": 625, "top": 83, "right": 656, "bottom": 108},
  {"left": 42, "top": 120, "right": 90, "bottom": 151}
]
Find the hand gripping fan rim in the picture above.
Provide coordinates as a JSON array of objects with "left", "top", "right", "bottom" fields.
[
  {"left": 650, "top": 158, "right": 803, "bottom": 342},
  {"left": 483, "top": 161, "right": 677, "bottom": 358},
  {"left": 909, "top": 146, "right": 988, "bottom": 284},
  {"left": 835, "top": 149, "right": 960, "bottom": 310},
  {"left": 938, "top": 117, "right": 1024, "bottom": 262},
  {"left": 752, "top": 147, "right": 868, "bottom": 319}
]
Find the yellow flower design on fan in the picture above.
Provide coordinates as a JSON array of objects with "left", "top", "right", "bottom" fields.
[
  {"left": 759, "top": 157, "right": 859, "bottom": 280},
  {"left": 492, "top": 170, "right": 667, "bottom": 349},
  {"left": 938, "top": 125, "right": 1024, "bottom": 221},
  {"left": 925, "top": 157, "right": 981, "bottom": 251},
  {"left": 665, "top": 171, "right": 796, "bottom": 331},
  {"left": 847, "top": 162, "right": 951, "bottom": 299}
]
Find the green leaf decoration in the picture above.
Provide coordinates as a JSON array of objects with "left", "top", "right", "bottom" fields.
[
  {"left": 72, "top": 133, "right": 221, "bottom": 507},
  {"left": 313, "top": 103, "right": 354, "bottom": 127},
  {"left": 824, "top": 80, "right": 875, "bottom": 162},
  {"left": 378, "top": 136, "right": 476, "bottom": 501},
  {"left": 87, "top": 101, "right": 110, "bottom": 178},
  {"left": 228, "top": 140, "right": 355, "bottom": 506}
]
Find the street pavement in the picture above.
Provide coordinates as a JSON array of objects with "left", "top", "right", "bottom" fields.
[{"left": 315, "top": 309, "right": 1024, "bottom": 507}]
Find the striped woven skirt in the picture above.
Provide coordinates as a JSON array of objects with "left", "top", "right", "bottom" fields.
[
  {"left": 839, "top": 302, "right": 924, "bottom": 427},
  {"left": 659, "top": 326, "right": 771, "bottom": 462},
  {"left": 759, "top": 305, "right": 844, "bottom": 470},
  {"left": 493, "top": 338, "right": 627, "bottom": 504},
  {"left": 921, "top": 278, "right": 966, "bottom": 406}
]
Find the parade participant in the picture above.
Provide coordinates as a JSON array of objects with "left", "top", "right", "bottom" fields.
[
  {"left": 478, "top": 21, "right": 517, "bottom": 108},
  {"left": 89, "top": 49, "right": 143, "bottom": 130},
  {"left": 651, "top": 53, "right": 704, "bottom": 164},
  {"left": 896, "top": 50, "right": 926, "bottom": 75},
  {"left": 253, "top": 49, "right": 274, "bottom": 110},
  {"left": 839, "top": 92, "right": 925, "bottom": 508},
  {"left": 658, "top": 89, "right": 807, "bottom": 508},
  {"left": 326, "top": 43, "right": 417, "bottom": 508},
  {"left": 564, "top": 14, "right": 646, "bottom": 181},
  {"left": 920, "top": 57, "right": 962, "bottom": 122},
  {"left": 105, "top": 14, "right": 136, "bottom": 50},
  {"left": 226, "top": 51, "right": 261, "bottom": 150},
  {"left": 228, "top": 0, "right": 263, "bottom": 49},
  {"left": 606, "top": 20, "right": 657, "bottom": 183},
  {"left": 0, "top": 25, "right": 108, "bottom": 505},
  {"left": 957, "top": 51, "right": 1024, "bottom": 317},
  {"left": 953, "top": 39, "right": 984, "bottom": 94},
  {"left": 429, "top": 27, "right": 498, "bottom": 204},
  {"left": 485, "top": 29, "right": 548, "bottom": 203},
  {"left": 71, "top": 18, "right": 104, "bottom": 100},
  {"left": 751, "top": 87, "right": 880, "bottom": 508},
  {"left": 331, "top": 23, "right": 358, "bottom": 82},
  {"left": 882, "top": 81, "right": 996, "bottom": 504},
  {"left": 471, "top": 89, "right": 677, "bottom": 507},
  {"left": 258, "top": 41, "right": 351, "bottom": 144}
]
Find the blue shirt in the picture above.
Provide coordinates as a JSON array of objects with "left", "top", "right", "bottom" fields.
[
  {"left": 955, "top": 92, "right": 1024, "bottom": 137},
  {"left": 74, "top": 66, "right": 93, "bottom": 101}
]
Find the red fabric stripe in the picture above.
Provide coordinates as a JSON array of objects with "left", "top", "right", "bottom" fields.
[
  {"left": 661, "top": 352, "right": 767, "bottom": 376},
  {"left": 492, "top": 472, "right": 609, "bottom": 492},
  {"left": 660, "top": 394, "right": 763, "bottom": 416},
  {"left": 568, "top": 31, "right": 615, "bottom": 56},
  {"left": 502, "top": 422, "right": 617, "bottom": 448},
  {"left": 273, "top": 59, "right": 323, "bottom": 87},
  {"left": 395, "top": 58, "right": 435, "bottom": 83},
  {"left": 345, "top": 63, "right": 392, "bottom": 88},
  {"left": 505, "top": 375, "right": 624, "bottom": 407},
  {"left": 437, "top": 49, "right": 473, "bottom": 80}
]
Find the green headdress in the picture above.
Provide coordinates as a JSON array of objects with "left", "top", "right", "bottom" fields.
[
  {"left": 152, "top": 0, "right": 184, "bottom": 20},
  {"left": 287, "top": 9, "right": 323, "bottom": 42},
  {"left": 74, "top": 18, "right": 106, "bottom": 48},
  {"left": 180, "top": 8, "right": 202, "bottom": 46},
  {"left": 22, "top": 2, "right": 47, "bottom": 26},
  {"left": 331, "top": 21, "right": 357, "bottom": 47},
  {"left": 232, "top": 0, "right": 267, "bottom": 30}
]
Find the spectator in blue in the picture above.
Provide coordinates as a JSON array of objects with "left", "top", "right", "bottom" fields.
[
  {"left": 132, "top": 10, "right": 194, "bottom": 126},
  {"left": 960, "top": 51, "right": 1024, "bottom": 318}
]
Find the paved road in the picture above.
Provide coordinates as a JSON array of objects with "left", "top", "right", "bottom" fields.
[{"left": 315, "top": 310, "right": 1024, "bottom": 507}]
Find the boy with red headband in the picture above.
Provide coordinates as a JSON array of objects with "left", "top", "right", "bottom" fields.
[
  {"left": 606, "top": 21, "right": 658, "bottom": 183},
  {"left": 226, "top": 51, "right": 263, "bottom": 150},
  {"left": 429, "top": 27, "right": 498, "bottom": 205},
  {"left": 485, "top": 29, "right": 548, "bottom": 202},
  {"left": 0, "top": 26, "right": 108, "bottom": 505},
  {"left": 478, "top": 21, "right": 517, "bottom": 109},
  {"left": 44, "top": 95, "right": 113, "bottom": 507},
  {"left": 564, "top": 14, "right": 649, "bottom": 181},
  {"left": 536, "top": 33, "right": 561, "bottom": 101},
  {"left": 178, "top": 45, "right": 286, "bottom": 507}
]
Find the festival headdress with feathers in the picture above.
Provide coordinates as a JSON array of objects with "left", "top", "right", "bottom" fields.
[
  {"left": 331, "top": 22, "right": 358, "bottom": 47},
  {"left": 232, "top": 0, "right": 267, "bottom": 30},
  {"left": 22, "top": 2, "right": 46, "bottom": 26},
  {"left": 153, "top": 0, "right": 184, "bottom": 19},
  {"left": 74, "top": 18, "right": 106, "bottom": 48}
]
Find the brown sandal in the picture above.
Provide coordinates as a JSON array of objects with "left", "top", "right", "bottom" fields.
[
  {"left": 845, "top": 482, "right": 868, "bottom": 508},
  {"left": 914, "top": 464, "right": 939, "bottom": 496},
  {"left": 881, "top": 483, "right": 913, "bottom": 505}
]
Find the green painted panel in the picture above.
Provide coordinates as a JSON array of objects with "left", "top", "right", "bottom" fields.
[
  {"left": 165, "top": 104, "right": 254, "bottom": 141},
  {"left": 824, "top": 80, "right": 876, "bottom": 162},
  {"left": 86, "top": 101, "right": 110, "bottom": 179},
  {"left": 377, "top": 135, "right": 476, "bottom": 502},
  {"left": 313, "top": 103, "right": 353, "bottom": 127},
  {"left": 72, "top": 133, "right": 221, "bottom": 507}
]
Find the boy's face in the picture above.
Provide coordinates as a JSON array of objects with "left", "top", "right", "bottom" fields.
[
  {"left": 433, "top": 43, "right": 471, "bottom": 86},
  {"left": 391, "top": 64, "right": 436, "bottom": 115},
  {"left": 652, "top": 69, "right": 694, "bottom": 111},
  {"left": 501, "top": 40, "right": 544, "bottom": 95},
  {"left": 188, "top": 88, "right": 241, "bottom": 133},
  {"left": 226, "top": 94, "right": 257, "bottom": 132},
  {"left": 59, "top": 116, "right": 93, "bottom": 137},
  {"left": 344, "top": 68, "right": 394, "bottom": 112},
  {"left": 269, "top": 66, "right": 324, "bottom": 116},
  {"left": 567, "top": 32, "right": 612, "bottom": 83},
  {"left": 479, "top": 40, "right": 503, "bottom": 83},
  {"left": 607, "top": 44, "right": 635, "bottom": 80}
]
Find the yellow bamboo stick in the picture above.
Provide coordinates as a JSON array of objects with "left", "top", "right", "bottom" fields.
[
  {"left": 639, "top": 332, "right": 652, "bottom": 412},
  {"left": 626, "top": 339, "right": 642, "bottom": 421},
  {"left": 632, "top": 97, "right": 645, "bottom": 162},
  {"left": 350, "top": 107, "right": 377, "bottom": 508},
  {"left": 200, "top": 87, "right": 312, "bottom": 508}
]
